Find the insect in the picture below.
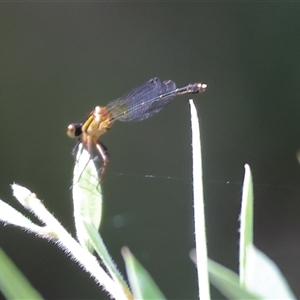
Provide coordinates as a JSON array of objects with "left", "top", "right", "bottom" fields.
[{"left": 67, "top": 77, "right": 207, "bottom": 180}]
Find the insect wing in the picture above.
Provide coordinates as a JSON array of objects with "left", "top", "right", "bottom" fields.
[
  {"left": 141, "top": 79, "right": 177, "bottom": 120},
  {"left": 106, "top": 78, "right": 177, "bottom": 122}
]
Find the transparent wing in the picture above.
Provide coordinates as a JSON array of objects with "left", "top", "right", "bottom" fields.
[{"left": 106, "top": 78, "right": 177, "bottom": 122}]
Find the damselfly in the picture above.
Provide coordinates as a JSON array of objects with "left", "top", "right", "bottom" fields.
[{"left": 67, "top": 77, "right": 207, "bottom": 180}]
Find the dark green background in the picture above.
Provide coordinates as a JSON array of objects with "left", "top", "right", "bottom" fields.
[{"left": 1, "top": 3, "right": 300, "bottom": 299}]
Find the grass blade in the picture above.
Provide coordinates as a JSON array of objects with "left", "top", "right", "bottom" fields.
[
  {"left": 0, "top": 247, "right": 43, "bottom": 300},
  {"left": 189, "top": 100, "right": 210, "bottom": 299},
  {"left": 239, "top": 164, "right": 253, "bottom": 284},
  {"left": 121, "top": 247, "right": 166, "bottom": 300},
  {"left": 83, "top": 220, "right": 133, "bottom": 299},
  {"left": 208, "top": 259, "right": 260, "bottom": 299},
  {"left": 244, "top": 245, "right": 296, "bottom": 299}
]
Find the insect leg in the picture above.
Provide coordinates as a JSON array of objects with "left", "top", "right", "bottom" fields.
[{"left": 95, "top": 141, "right": 109, "bottom": 181}]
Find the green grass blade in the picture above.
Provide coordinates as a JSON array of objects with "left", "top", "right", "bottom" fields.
[
  {"left": 121, "top": 247, "right": 166, "bottom": 300},
  {"left": 239, "top": 164, "right": 253, "bottom": 284},
  {"left": 239, "top": 165, "right": 295, "bottom": 298},
  {"left": 0, "top": 247, "right": 43, "bottom": 300},
  {"left": 189, "top": 100, "right": 210, "bottom": 299},
  {"left": 244, "top": 245, "right": 296, "bottom": 299},
  {"left": 83, "top": 220, "right": 133, "bottom": 299},
  {"left": 208, "top": 259, "right": 261, "bottom": 299},
  {"left": 72, "top": 144, "right": 102, "bottom": 252}
]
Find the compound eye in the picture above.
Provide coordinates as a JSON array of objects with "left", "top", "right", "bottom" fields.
[
  {"left": 67, "top": 124, "right": 76, "bottom": 138},
  {"left": 67, "top": 123, "right": 82, "bottom": 138}
]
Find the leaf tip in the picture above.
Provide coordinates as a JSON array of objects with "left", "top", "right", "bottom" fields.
[
  {"left": 121, "top": 246, "right": 130, "bottom": 258},
  {"left": 11, "top": 183, "right": 36, "bottom": 206}
]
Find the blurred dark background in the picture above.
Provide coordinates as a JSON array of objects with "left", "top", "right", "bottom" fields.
[{"left": 1, "top": 3, "right": 300, "bottom": 299}]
